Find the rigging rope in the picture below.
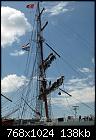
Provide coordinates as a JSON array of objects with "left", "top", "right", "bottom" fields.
[
  {"left": 1, "top": 10, "right": 38, "bottom": 119},
  {"left": 60, "top": 88, "right": 94, "bottom": 112},
  {"left": 44, "top": 40, "right": 94, "bottom": 88},
  {"left": 62, "top": 83, "right": 74, "bottom": 115},
  {"left": 20, "top": 47, "right": 38, "bottom": 119},
  {"left": 72, "top": 96, "right": 94, "bottom": 111},
  {"left": 24, "top": 13, "right": 37, "bottom": 76}
]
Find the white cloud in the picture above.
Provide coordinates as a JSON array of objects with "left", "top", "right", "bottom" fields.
[
  {"left": 92, "top": 58, "right": 94, "bottom": 64},
  {"left": 45, "top": 2, "right": 72, "bottom": 16},
  {"left": 68, "top": 77, "right": 87, "bottom": 83},
  {"left": 66, "top": 76, "right": 94, "bottom": 90},
  {"left": 1, "top": 74, "right": 28, "bottom": 93},
  {"left": 1, "top": 6, "right": 31, "bottom": 48},
  {"left": 79, "top": 67, "right": 91, "bottom": 73},
  {"left": 52, "top": 86, "right": 95, "bottom": 107},
  {"left": 10, "top": 50, "right": 25, "bottom": 56},
  {"left": 65, "top": 77, "right": 88, "bottom": 91},
  {"left": 1, "top": 76, "right": 57, "bottom": 94}
]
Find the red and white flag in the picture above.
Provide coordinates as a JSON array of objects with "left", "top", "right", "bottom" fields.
[{"left": 26, "top": 4, "right": 34, "bottom": 9}]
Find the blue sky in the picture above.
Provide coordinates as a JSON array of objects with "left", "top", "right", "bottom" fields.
[{"left": 1, "top": 1, "right": 95, "bottom": 119}]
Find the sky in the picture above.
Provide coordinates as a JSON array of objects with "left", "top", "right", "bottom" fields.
[{"left": 1, "top": 1, "right": 95, "bottom": 119}]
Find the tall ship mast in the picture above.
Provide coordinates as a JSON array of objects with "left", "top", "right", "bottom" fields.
[{"left": 35, "top": 1, "right": 64, "bottom": 121}]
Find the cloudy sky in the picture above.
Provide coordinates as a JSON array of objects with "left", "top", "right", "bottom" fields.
[{"left": 1, "top": 1, "right": 95, "bottom": 119}]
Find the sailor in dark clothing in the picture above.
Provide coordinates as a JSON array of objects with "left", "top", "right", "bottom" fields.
[{"left": 79, "top": 115, "right": 81, "bottom": 122}]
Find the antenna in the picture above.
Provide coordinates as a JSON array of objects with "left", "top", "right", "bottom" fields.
[{"left": 73, "top": 106, "right": 79, "bottom": 119}]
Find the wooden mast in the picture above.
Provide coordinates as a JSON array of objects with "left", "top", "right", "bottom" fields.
[
  {"left": 36, "top": 2, "right": 64, "bottom": 121},
  {"left": 36, "top": 2, "right": 49, "bottom": 121}
]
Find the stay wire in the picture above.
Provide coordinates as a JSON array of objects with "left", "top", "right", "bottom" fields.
[
  {"left": 24, "top": 13, "right": 37, "bottom": 76},
  {"left": 20, "top": 48, "right": 38, "bottom": 119}
]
